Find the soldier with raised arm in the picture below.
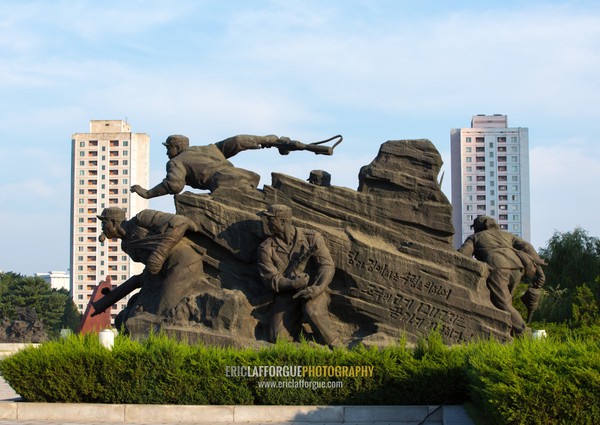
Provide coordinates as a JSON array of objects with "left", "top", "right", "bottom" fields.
[{"left": 131, "top": 133, "right": 342, "bottom": 199}]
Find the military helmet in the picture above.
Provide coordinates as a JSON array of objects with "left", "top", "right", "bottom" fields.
[
  {"left": 261, "top": 204, "right": 293, "bottom": 219},
  {"left": 307, "top": 169, "right": 331, "bottom": 187},
  {"left": 471, "top": 215, "right": 498, "bottom": 232},
  {"left": 162, "top": 134, "right": 190, "bottom": 150},
  {"left": 97, "top": 207, "right": 126, "bottom": 222}
]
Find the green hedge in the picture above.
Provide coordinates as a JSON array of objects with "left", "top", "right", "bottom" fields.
[
  {"left": 466, "top": 336, "right": 600, "bottom": 425},
  {"left": 1, "top": 332, "right": 599, "bottom": 424}
]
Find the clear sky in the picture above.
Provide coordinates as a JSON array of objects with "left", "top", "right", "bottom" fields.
[{"left": 2, "top": 0, "right": 600, "bottom": 275}]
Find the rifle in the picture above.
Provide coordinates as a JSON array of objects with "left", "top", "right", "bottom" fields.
[
  {"left": 91, "top": 274, "right": 143, "bottom": 317},
  {"left": 273, "top": 135, "right": 343, "bottom": 156},
  {"left": 283, "top": 245, "right": 317, "bottom": 279}
]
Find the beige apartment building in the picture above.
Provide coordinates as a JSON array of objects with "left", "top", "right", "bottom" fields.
[
  {"left": 451, "top": 114, "right": 531, "bottom": 248},
  {"left": 70, "top": 120, "right": 150, "bottom": 320}
]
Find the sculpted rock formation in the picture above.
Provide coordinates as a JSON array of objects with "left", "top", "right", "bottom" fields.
[
  {"left": 106, "top": 139, "right": 512, "bottom": 347},
  {"left": 0, "top": 307, "right": 47, "bottom": 343}
]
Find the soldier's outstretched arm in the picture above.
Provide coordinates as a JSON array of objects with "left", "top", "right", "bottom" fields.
[
  {"left": 131, "top": 182, "right": 169, "bottom": 199},
  {"left": 131, "top": 160, "right": 186, "bottom": 199},
  {"left": 458, "top": 238, "right": 475, "bottom": 257},
  {"left": 216, "top": 135, "right": 280, "bottom": 158}
]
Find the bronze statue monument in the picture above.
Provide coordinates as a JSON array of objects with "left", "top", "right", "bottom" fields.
[
  {"left": 458, "top": 215, "right": 546, "bottom": 336},
  {"left": 89, "top": 134, "right": 541, "bottom": 347},
  {"left": 257, "top": 204, "right": 339, "bottom": 346},
  {"left": 92, "top": 207, "right": 207, "bottom": 329},
  {"left": 130, "top": 134, "right": 341, "bottom": 198}
]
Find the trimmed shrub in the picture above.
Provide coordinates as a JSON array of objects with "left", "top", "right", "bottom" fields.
[
  {"left": 1, "top": 330, "right": 599, "bottom": 425},
  {"left": 0, "top": 332, "right": 469, "bottom": 405},
  {"left": 466, "top": 336, "right": 600, "bottom": 425}
]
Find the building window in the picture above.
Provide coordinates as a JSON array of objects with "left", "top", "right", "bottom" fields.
[
  {"left": 498, "top": 137, "right": 506, "bottom": 143},
  {"left": 465, "top": 137, "right": 471, "bottom": 143},
  {"left": 511, "top": 156, "right": 518, "bottom": 163},
  {"left": 476, "top": 185, "right": 485, "bottom": 191},
  {"left": 476, "top": 147, "right": 485, "bottom": 152},
  {"left": 465, "top": 147, "right": 472, "bottom": 153},
  {"left": 476, "top": 137, "right": 484, "bottom": 143},
  {"left": 465, "top": 157, "right": 472, "bottom": 163},
  {"left": 476, "top": 157, "right": 485, "bottom": 162}
]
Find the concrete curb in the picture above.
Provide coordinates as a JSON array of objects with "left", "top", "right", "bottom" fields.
[{"left": 0, "top": 403, "right": 473, "bottom": 424}]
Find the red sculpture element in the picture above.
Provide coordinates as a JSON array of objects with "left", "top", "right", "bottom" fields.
[{"left": 78, "top": 276, "right": 113, "bottom": 334}]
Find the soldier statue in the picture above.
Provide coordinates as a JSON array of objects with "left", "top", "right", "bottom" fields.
[{"left": 257, "top": 204, "right": 339, "bottom": 346}]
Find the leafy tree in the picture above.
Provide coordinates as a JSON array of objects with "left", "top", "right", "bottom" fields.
[
  {"left": 0, "top": 272, "right": 81, "bottom": 338},
  {"left": 571, "top": 282, "right": 600, "bottom": 327},
  {"left": 536, "top": 228, "right": 600, "bottom": 324}
]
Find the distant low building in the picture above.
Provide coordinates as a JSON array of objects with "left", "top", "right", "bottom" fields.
[{"left": 35, "top": 271, "right": 70, "bottom": 291}]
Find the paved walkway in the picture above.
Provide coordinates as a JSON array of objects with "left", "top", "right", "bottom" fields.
[{"left": 0, "top": 376, "right": 19, "bottom": 402}]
